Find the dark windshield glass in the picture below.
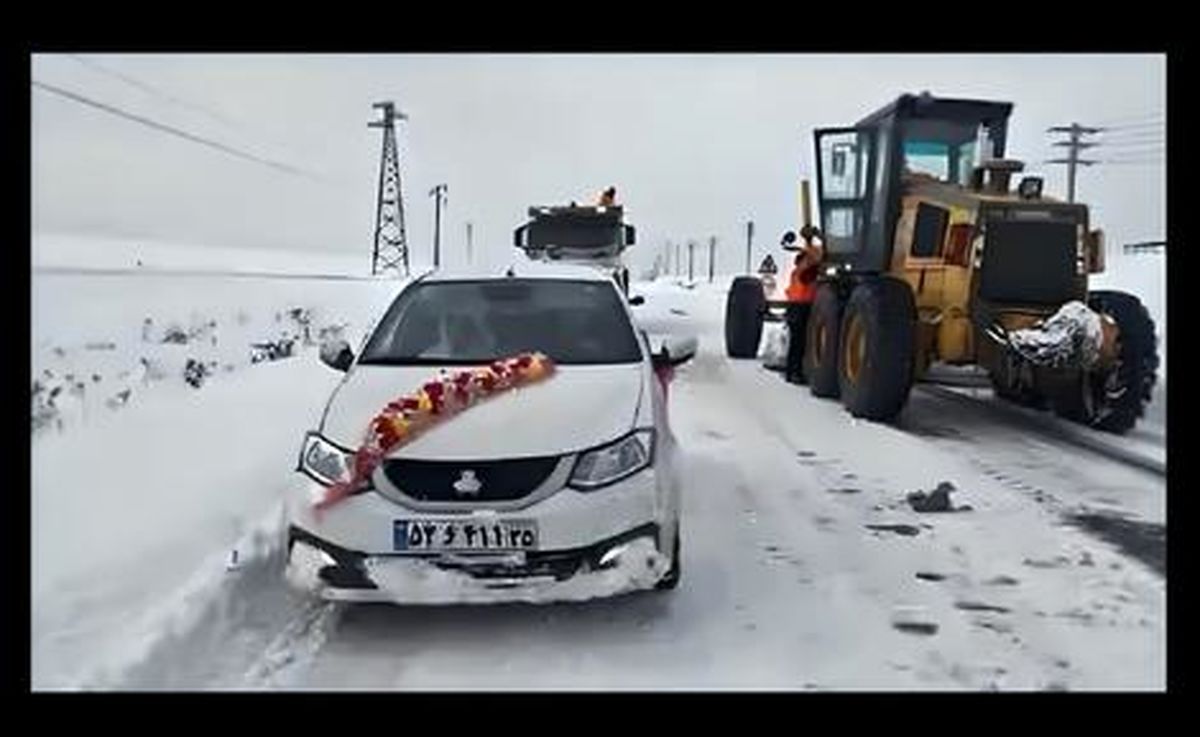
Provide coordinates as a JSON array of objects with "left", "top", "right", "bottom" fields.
[
  {"left": 359, "top": 279, "right": 643, "bottom": 365},
  {"left": 528, "top": 221, "right": 620, "bottom": 249}
]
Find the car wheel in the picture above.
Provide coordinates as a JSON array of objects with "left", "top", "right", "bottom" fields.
[{"left": 655, "top": 527, "right": 681, "bottom": 590}]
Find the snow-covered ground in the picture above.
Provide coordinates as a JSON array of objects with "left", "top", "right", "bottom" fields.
[
  {"left": 30, "top": 236, "right": 401, "bottom": 687},
  {"left": 30, "top": 244, "right": 1166, "bottom": 690}
]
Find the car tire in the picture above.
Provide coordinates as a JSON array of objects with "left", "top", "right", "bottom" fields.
[
  {"left": 725, "top": 277, "right": 766, "bottom": 358},
  {"left": 837, "top": 278, "right": 917, "bottom": 421},
  {"left": 655, "top": 527, "right": 681, "bottom": 590}
]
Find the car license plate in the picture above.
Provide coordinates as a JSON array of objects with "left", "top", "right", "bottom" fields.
[{"left": 393, "top": 519, "right": 539, "bottom": 552}]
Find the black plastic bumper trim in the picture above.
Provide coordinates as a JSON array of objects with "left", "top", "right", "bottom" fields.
[{"left": 287, "top": 522, "right": 661, "bottom": 587}]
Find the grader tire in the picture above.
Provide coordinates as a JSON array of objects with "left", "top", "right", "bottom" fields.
[
  {"left": 804, "top": 284, "right": 844, "bottom": 398},
  {"left": 1052, "top": 291, "right": 1159, "bottom": 434},
  {"left": 836, "top": 278, "right": 917, "bottom": 421},
  {"left": 725, "top": 277, "right": 766, "bottom": 358}
]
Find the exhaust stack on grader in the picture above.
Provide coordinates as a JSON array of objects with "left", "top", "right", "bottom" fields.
[{"left": 725, "top": 92, "right": 1158, "bottom": 434}]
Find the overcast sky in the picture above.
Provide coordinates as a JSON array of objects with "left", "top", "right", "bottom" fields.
[{"left": 30, "top": 53, "right": 1165, "bottom": 276}]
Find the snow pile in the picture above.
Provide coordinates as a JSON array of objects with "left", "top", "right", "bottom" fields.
[
  {"left": 31, "top": 239, "right": 404, "bottom": 688},
  {"left": 30, "top": 356, "right": 338, "bottom": 688},
  {"left": 362, "top": 537, "right": 667, "bottom": 605},
  {"left": 32, "top": 303, "right": 340, "bottom": 436},
  {"left": 1005, "top": 301, "right": 1105, "bottom": 369},
  {"left": 761, "top": 323, "right": 789, "bottom": 370},
  {"left": 31, "top": 267, "right": 401, "bottom": 438}
]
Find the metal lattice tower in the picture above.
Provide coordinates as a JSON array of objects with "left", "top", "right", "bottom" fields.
[{"left": 369, "top": 102, "right": 409, "bottom": 276}]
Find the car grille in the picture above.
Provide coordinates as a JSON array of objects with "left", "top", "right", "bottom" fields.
[{"left": 380, "top": 456, "right": 562, "bottom": 504}]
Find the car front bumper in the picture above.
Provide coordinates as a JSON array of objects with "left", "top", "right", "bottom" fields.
[
  {"left": 283, "top": 467, "right": 674, "bottom": 604},
  {"left": 285, "top": 523, "right": 668, "bottom": 604}
]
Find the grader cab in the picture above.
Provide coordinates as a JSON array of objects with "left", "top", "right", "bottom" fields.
[{"left": 725, "top": 92, "right": 1159, "bottom": 433}]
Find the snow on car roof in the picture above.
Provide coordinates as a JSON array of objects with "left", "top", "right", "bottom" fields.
[{"left": 417, "top": 261, "right": 616, "bottom": 283}]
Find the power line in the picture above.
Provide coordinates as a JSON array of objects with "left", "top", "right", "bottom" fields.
[
  {"left": 32, "top": 79, "right": 323, "bottom": 181},
  {"left": 1101, "top": 160, "right": 1164, "bottom": 165},
  {"left": 1103, "top": 120, "right": 1165, "bottom": 131},
  {"left": 1099, "top": 128, "right": 1165, "bottom": 140},
  {"left": 1095, "top": 111, "right": 1164, "bottom": 127},
  {"left": 1099, "top": 147, "right": 1161, "bottom": 157},
  {"left": 1099, "top": 137, "right": 1165, "bottom": 148},
  {"left": 1099, "top": 134, "right": 1161, "bottom": 144},
  {"left": 66, "top": 54, "right": 241, "bottom": 130},
  {"left": 1101, "top": 155, "right": 1165, "bottom": 163},
  {"left": 1102, "top": 142, "right": 1166, "bottom": 152},
  {"left": 1101, "top": 136, "right": 1166, "bottom": 146}
]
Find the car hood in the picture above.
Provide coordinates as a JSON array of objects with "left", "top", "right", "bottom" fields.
[{"left": 320, "top": 362, "right": 645, "bottom": 460}]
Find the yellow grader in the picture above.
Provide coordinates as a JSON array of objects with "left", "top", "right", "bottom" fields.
[{"left": 725, "top": 93, "right": 1159, "bottom": 434}]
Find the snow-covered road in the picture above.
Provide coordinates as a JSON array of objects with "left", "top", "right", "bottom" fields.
[
  {"left": 30, "top": 270, "right": 1166, "bottom": 690},
  {"left": 290, "top": 281, "right": 1165, "bottom": 690}
]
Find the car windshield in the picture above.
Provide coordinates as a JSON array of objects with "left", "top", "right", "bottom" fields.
[{"left": 358, "top": 278, "right": 643, "bottom": 365}]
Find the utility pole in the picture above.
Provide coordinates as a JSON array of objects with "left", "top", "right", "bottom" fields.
[
  {"left": 429, "top": 184, "right": 448, "bottom": 268},
  {"left": 1047, "top": 123, "right": 1102, "bottom": 203},
  {"left": 745, "top": 220, "right": 754, "bottom": 274},
  {"left": 675, "top": 242, "right": 682, "bottom": 277},
  {"left": 708, "top": 236, "right": 716, "bottom": 283},
  {"left": 368, "top": 101, "right": 409, "bottom": 276},
  {"left": 466, "top": 221, "right": 474, "bottom": 266},
  {"left": 687, "top": 241, "right": 695, "bottom": 282}
]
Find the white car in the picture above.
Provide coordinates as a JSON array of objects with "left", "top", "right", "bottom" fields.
[{"left": 285, "top": 262, "right": 696, "bottom": 604}]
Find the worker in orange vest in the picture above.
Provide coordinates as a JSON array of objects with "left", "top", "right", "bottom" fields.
[
  {"left": 597, "top": 186, "right": 617, "bottom": 207},
  {"left": 783, "top": 225, "right": 824, "bottom": 384}
]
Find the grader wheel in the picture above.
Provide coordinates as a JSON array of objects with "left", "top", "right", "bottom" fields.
[
  {"left": 725, "top": 277, "right": 767, "bottom": 358},
  {"left": 836, "top": 278, "right": 917, "bottom": 421}
]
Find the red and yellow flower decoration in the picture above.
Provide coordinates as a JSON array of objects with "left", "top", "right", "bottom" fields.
[{"left": 314, "top": 352, "right": 555, "bottom": 511}]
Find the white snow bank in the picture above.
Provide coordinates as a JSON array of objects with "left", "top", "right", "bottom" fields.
[
  {"left": 31, "top": 266, "right": 402, "bottom": 438},
  {"left": 32, "top": 231, "right": 371, "bottom": 276},
  {"left": 31, "top": 255, "right": 403, "bottom": 688},
  {"left": 30, "top": 358, "right": 338, "bottom": 688}
]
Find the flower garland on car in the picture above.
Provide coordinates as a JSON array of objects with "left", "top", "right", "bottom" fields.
[{"left": 313, "top": 352, "right": 556, "bottom": 512}]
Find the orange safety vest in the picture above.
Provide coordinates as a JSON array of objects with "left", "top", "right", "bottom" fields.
[{"left": 785, "top": 257, "right": 819, "bottom": 303}]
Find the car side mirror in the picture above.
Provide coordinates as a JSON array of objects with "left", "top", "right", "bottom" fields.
[
  {"left": 513, "top": 224, "right": 527, "bottom": 250},
  {"left": 624, "top": 224, "right": 636, "bottom": 246},
  {"left": 629, "top": 294, "right": 645, "bottom": 306},
  {"left": 651, "top": 334, "right": 698, "bottom": 369},
  {"left": 319, "top": 339, "right": 354, "bottom": 372}
]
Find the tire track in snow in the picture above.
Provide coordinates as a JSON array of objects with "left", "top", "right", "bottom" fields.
[
  {"left": 683, "top": 351, "right": 1164, "bottom": 689},
  {"left": 65, "top": 501, "right": 336, "bottom": 689}
]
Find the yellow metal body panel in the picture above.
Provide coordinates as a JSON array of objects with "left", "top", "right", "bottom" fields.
[{"left": 891, "top": 190, "right": 981, "bottom": 366}]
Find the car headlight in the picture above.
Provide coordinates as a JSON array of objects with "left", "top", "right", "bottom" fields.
[
  {"left": 297, "top": 432, "right": 354, "bottom": 486},
  {"left": 568, "top": 429, "right": 655, "bottom": 490}
]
